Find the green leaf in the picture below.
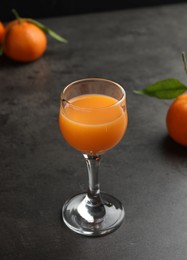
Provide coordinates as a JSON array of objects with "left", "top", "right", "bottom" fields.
[
  {"left": 11, "top": 9, "right": 68, "bottom": 43},
  {"left": 26, "top": 18, "right": 68, "bottom": 43},
  {"left": 12, "top": 9, "right": 21, "bottom": 21},
  {"left": 134, "top": 78, "right": 187, "bottom": 99}
]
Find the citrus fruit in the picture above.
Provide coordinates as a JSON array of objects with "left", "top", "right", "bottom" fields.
[
  {"left": 0, "top": 21, "right": 5, "bottom": 43},
  {"left": 3, "top": 19, "right": 47, "bottom": 62},
  {"left": 166, "top": 93, "right": 187, "bottom": 146}
]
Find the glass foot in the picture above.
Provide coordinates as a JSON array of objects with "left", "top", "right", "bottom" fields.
[{"left": 62, "top": 192, "right": 125, "bottom": 236}]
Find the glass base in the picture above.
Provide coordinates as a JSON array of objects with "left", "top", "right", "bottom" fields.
[{"left": 62, "top": 192, "right": 125, "bottom": 236}]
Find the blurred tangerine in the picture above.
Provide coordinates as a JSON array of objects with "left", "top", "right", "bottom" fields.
[
  {"left": 0, "top": 21, "right": 5, "bottom": 43},
  {"left": 166, "top": 93, "right": 187, "bottom": 146},
  {"left": 3, "top": 19, "right": 47, "bottom": 62}
]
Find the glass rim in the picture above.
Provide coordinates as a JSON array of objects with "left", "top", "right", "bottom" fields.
[{"left": 60, "top": 78, "right": 126, "bottom": 111}]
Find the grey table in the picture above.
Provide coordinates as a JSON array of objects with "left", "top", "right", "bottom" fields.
[{"left": 1, "top": 3, "right": 187, "bottom": 260}]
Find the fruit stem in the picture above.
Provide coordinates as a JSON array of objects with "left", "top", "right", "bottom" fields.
[
  {"left": 182, "top": 51, "right": 187, "bottom": 75},
  {"left": 12, "top": 9, "right": 22, "bottom": 23}
]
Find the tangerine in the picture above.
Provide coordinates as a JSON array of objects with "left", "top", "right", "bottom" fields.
[
  {"left": 0, "top": 21, "right": 5, "bottom": 43},
  {"left": 3, "top": 19, "right": 47, "bottom": 62},
  {"left": 166, "top": 93, "right": 187, "bottom": 146}
]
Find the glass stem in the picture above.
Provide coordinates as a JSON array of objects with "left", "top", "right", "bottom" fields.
[{"left": 83, "top": 154, "right": 103, "bottom": 206}]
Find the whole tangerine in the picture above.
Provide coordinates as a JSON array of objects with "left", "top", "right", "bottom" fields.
[
  {"left": 166, "top": 93, "right": 187, "bottom": 146},
  {"left": 3, "top": 19, "right": 47, "bottom": 62},
  {"left": 0, "top": 21, "right": 5, "bottom": 43}
]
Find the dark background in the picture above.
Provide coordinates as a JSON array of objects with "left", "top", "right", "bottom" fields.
[{"left": 1, "top": 0, "right": 187, "bottom": 21}]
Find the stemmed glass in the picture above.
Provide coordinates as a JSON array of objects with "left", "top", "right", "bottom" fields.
[{"left": 59, "top": 78, "right": 128, "bottom": 236}]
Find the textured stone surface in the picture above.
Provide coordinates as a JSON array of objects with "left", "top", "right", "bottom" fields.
[{"left": 1, "top": 3, "right": 187, "bottom": 260}]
